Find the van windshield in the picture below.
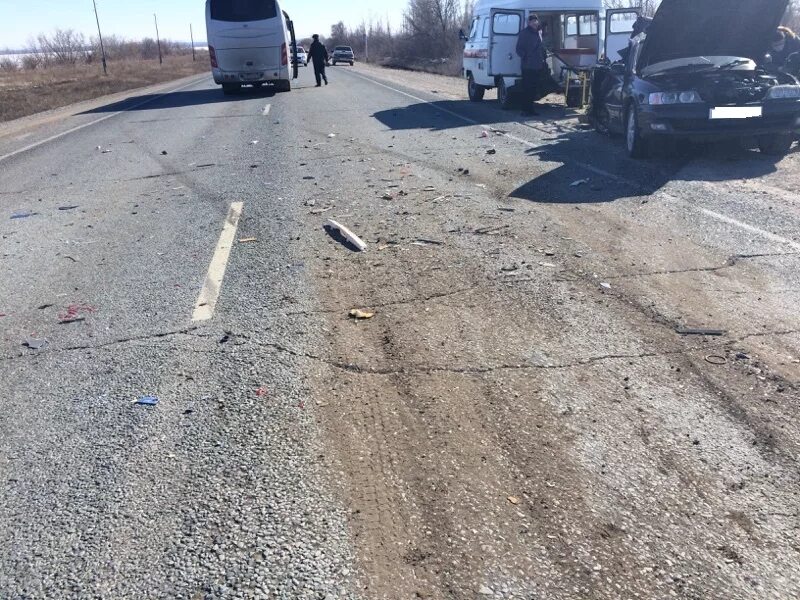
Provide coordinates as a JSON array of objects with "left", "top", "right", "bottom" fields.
[{"left": 210, "top": 0, "right": 278, "bottom": 22}]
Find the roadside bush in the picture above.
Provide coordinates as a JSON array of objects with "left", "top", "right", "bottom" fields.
[
  {"left": 0, "top": 57, "right": 18, "bottom": 72},
  {"left": 21, "top": 54, "right": 40, "bottom": 70}
]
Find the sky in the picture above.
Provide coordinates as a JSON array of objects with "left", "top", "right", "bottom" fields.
[{"left": 0, "top": 0, "right": 408, "bottom": 50}]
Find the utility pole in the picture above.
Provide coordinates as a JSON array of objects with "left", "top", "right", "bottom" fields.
[
  {"left": 92, "top": 0, "right": 107, "bottom": 75},
  {"left": 154, "top": 13, "right": 163, "bottom": 65},
  {"left": 190, "top": 24, "right": 196, "bottom": 61}
]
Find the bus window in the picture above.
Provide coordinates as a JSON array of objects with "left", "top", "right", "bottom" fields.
[{"left": 210, "top": 0, "right": 278, "bottom": 22}]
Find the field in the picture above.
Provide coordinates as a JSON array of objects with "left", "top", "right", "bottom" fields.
[{"left": 0, "top": 54, "right": 209, "bottom": 123}]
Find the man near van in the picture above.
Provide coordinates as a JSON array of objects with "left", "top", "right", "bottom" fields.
[
  {"left": 516, "top": 14, "right": 546, "bottom": 116},
  {"left": 308, "top": 34, "right": 329, "bottom": 87},
  {"left": 771, "top": 28, "right": 800, "bottom": 69}
]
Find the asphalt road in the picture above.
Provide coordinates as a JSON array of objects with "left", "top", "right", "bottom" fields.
[{"left": 1, "top": 63, "right": 799, "bottom": 599}]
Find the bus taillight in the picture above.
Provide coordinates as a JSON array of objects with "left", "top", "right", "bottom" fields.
[
  {"left": 209, "top": 46, "right": 218, "bottom": 68},
  {"left": 281, "top": 43, "right": 288, "bottom": 66}
]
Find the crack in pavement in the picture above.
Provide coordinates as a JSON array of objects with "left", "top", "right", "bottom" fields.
[
  {"left": 606, "top": 252, "right": 800, "bottom": 281},
  {"left": 0, "top": 326, "right": 203, "bottom": 362}
]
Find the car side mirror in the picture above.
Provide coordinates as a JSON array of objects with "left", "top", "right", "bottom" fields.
[{"left": 459, "top": 29, "right": 468, "bottom": 42}]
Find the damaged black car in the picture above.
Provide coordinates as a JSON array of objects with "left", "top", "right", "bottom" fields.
[{"left": 589, "top": 0, "right": 800, "bottom": 158}]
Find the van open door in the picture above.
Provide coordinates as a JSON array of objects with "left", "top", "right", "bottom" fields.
[
  {"left": 489, "top": 9, "right": 524, "bottom": 77},
  {"left": 604, "top": 8, "right": 639, "bottom": 61},
  {"left": 283, "top": 11, "right": 299, "bottom": 79}
]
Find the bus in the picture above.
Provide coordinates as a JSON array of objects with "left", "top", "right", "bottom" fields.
[{"left": 205, "top": 0, "right": 298, "bottom": 95}]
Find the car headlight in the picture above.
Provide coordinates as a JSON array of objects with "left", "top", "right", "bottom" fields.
[
  {"left": 648, "top": 91, "right": 703, "bottom": 105},
  {"left": 766, "top": 85, "right": 800, "bottom": 100}
]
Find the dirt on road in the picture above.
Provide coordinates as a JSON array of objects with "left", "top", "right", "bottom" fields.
[{"left": 290, "top": 65, "right": 800, "bottom": 599}]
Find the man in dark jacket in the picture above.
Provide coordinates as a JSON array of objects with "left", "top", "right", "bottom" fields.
[
  {"left": 771, "top": 28, "right": 800, "bottom": 69},
  {"left": 308, "top": 34, "right": 329, "bottom": 87},
  {"left": 515, "top": 14, "right": 546, "bottom": 116}
]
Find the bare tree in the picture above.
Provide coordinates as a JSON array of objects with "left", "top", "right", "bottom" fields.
[{"left": 35, "top": 29, "right": 88, "bottom": 65}]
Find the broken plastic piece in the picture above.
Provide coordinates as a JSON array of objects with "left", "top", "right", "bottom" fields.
[
  {"left": 571, "top": 179, "right": 590, "bottom": 187},
  {"left": 58, "top": 206, "right": 79, "bottom": 211},
  {"left": 134, "top": 396, "right": 159, "bottom": 406},
  {"left": 11, "top": 211, "right": 35, "bottom": 220},
  {"left": 326, "top": 219, "right": 367, "bottom": 252},
  {"left": 239, "top": 237, "right": 258, "bottom": 243},
  {"left": 349, "top": 309, "right": 375, "bottom": 320},
  {"left": 23, "top": 338, "right": 47, "bottom": 350}
]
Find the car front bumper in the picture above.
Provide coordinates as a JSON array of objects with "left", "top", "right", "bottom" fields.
[{"left": 638, "top": 101, "right": 800, "bottom": 141}]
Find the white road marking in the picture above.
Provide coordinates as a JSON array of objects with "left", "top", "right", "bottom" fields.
[
  {"left": 262, "top": 104, "right": 272, "bottom": 115},
  {"left": 697, "top": 207, "right": 800, "bottom": 252},
  {"left": 192, "top": 202, "right": 244, "bottom": 322},
  {"left": 0, "top": 77, "right": 205, "bottom": 164},
  {"left": 347, "top": 69, "right": 800, "bottom": 253}
]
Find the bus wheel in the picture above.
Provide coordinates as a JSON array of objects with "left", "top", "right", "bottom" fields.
[
  {"left": 274, "top": 80, "right": 291, "bottom": 93},
  {"left": 222, "top": 83, "right": 240, "bottom": 95}
]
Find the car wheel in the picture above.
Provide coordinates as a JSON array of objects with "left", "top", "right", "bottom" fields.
[
  {"left": 759, "top": 133, "right": 794, "bottom": 156},
  {"left": 497, "top": 78, "right": 514, "bottom": 110},
  {"left": 626, "top": 105, "right": 649, "bottom": 159},
  {"left": 222, "top": 83, "right": 240, "bottom": 95},
  {"left": 468, "top": 74, "right": 485, "bottom": 102}
]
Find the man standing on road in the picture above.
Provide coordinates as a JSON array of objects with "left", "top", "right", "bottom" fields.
[
  {"left": 308, "top": 34, "right": 329, "bottom": 87},
  {"left": 516, "top": 14, "right": 546, "bottom": 116}
]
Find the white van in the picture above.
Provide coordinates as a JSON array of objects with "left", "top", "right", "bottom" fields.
[
  {"left": 462, "top": 0, "right": 639, "bottom": 107},
  {"left": 205, "top": 0, "right": 298, "bottom": 94}
]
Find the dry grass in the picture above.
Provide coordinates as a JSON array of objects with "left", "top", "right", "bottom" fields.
[{"left": 0, "top": 54, "right": 209, "bottom": 123}]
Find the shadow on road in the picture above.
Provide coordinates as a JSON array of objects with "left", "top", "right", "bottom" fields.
[
  {"left": 372, "top": 100, "right": 580, "bottom": 132},
  {"left": 79, "top": 86, "right": 278, "bottom": 114},
  {"left": 510, "top": 131, "right": 782, "bottom": 204}
]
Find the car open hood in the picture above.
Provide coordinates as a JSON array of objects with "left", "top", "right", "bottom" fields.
[{"left": 638, "top": 0, "right": 789, "bottom": 71}]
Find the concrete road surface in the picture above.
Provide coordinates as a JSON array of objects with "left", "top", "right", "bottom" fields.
[{"left": 1, "top": 63, "right": 799, "bottom": 599}]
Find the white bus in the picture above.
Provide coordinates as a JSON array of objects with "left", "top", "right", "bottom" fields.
[{"left": 205, "top": 0, "right": 298, "bottom": 94}]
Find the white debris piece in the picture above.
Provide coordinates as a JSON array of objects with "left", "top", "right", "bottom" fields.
[
  {"left": 326, "top": 219, "right": 367, "bottom": 252},
  {"left": 571, "top": 178, "right": 590, "bottom": 187}
]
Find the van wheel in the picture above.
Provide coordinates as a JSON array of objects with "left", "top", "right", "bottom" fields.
[
  {"left": 332, "top": 61, "right": 337, "bottom": 66},
  {"left": 625, "top": 105, "right": 649, "bottom": 159},
  {"left": 759, "top": 133, "right": 794, "bottom": 156},
  {"left": 274, "top": 80, "right": 291, "bottom": 93},
  {"left": 468, "top": 74, "right": 485, "bottom": 102},
  {"left": 497, "top": 79, "right": 514, "bottom": 110},
  {"left": 350, "top": 61, "right": 354, "bottom": 66},
  {"left": 222, "top": 83, "right": 240, "bottom": 95}
]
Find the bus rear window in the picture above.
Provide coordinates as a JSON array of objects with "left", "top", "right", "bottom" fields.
[{"left": 210, "top": 0, "right": 278, "bottom": 22}]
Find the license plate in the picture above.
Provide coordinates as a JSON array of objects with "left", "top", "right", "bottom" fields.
[
  {"left": 242, "top": 72, "right": 262, "bottom": 81},
  {"left": 709, "top": 106, "right": 762, "bottom": 119}
]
